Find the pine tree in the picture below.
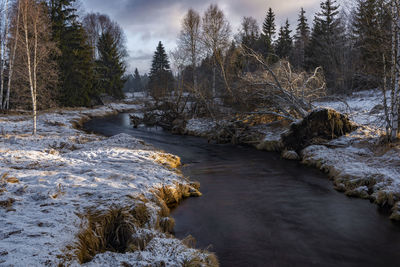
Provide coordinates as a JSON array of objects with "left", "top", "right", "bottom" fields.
[
  {"left": 293, "top": 8, "right": 310, "bottom": 69},
  {"left": 275, "top": 19, "right": 293, "bottom": 59},
  {"left": 96, "top": 31, "right": 126, "bottom": 99},
  {"left": 306, "top": 0, "right": 345, "bottom": 92},
  {"left": 148, "top": 41, "right": 174, "bottom": 98},
  {"left": 261, "top": 7, "right": 276, "bottom": 59}
]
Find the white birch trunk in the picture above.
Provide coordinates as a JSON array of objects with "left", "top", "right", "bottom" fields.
[
  {"left": 391, "top": 0, "right": 400, "bottom": 140},
  {"left": 0, "top": 0, "right": 9, "bottom": 110},
  {"left": 22, "top": 0, "right": 36, "bottom": 135},
  {"left": 4, "top": 0, "right": 20, "bottom": 110}
]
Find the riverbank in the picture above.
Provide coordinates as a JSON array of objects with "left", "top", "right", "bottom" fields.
[
  {"left": 0, "top": 104, "right": 216, "bottom": 266},
  {"left": 181, "top": 90, "right": 400, "bottom": 220}
]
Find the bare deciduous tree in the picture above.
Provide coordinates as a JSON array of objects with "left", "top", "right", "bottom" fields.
[
  {"left": 177, "top": 8, "right": 202, "bottom": 90},
  {"left": 382, "top": 0, "right": 400, "bottom": 141},
  {"left": 239, "top": 46, "right": 326, "bottom": 121},
  {"left": 0, "top": 0, "right": 10, "bottom": 110},
  {"left": 14, "top": 0, "right": 58, "bottom": 134},
  {"left": 4, "top": 0, "right": 20, "bottom": 110},
  {"left": 202, "top": 4, "right": 231, "bottom": 98},
  {"left": 83, "top": 12, "right": 127, "bottom": 60}
]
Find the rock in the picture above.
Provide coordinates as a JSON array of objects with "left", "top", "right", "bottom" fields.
[
  {"left": 281, "top": 150, "right": 300, "bottom": 160},
  {"left": 281, "top": 108, "right": 356, "bottom": 152}
]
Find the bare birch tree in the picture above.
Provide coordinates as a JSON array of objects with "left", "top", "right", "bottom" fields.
[
  {"left": 177, "top": 8, "right": 202, "bottom": 91},
  {"left": 4, "top": 0, "right": 19, "bottom": 110},
  {"left": 202, "top": 4, "right": 231, "bottom": 98},
  {"left": 0, "top": 0, "right": 10, "bottom": 110},
  {"left": 383, "top": 0, "right": 400, "bottom": 141},
  {"left": 14, "top": 0, "right": 58, "bottom": 134}
]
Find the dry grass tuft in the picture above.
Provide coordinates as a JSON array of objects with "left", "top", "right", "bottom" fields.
[
  {"left": 154, "top": 183, "right": 202, "bottom": 208},
  {"left": 182, "top": 251, "right": 219, "bottom": 267},
  {"left": 75, "top": 208, "right": 137, "bottom": 263},
  {"left": 126, "top": 232, "right": 154, "bottom": 252},
  {"left": 130, "top": 203, "right": 150, "bottom": 228},
  {"left": 153, "top": 153, "right": 181, "bottom": 169},
  {"left": 158, "top": 217, "right": 175, "bottom": 233},
  {"left": 181, "top": 235, "right": 197, "bottom": 248},
  {"left": 205, "top": 253, "right": 219, "bottom": 267},
  {"left": 182, "top": 255, "right": 204, "bottom": 267},
  {"left": 75, "top": 204, "right": 154, "bottom": 263}
]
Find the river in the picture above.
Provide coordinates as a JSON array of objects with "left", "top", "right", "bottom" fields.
[{"left": 84, "top": 113, "right": 400, "bottom": 267}]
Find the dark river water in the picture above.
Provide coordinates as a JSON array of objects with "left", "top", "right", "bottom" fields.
[{"left": 84, "top": 113, "right": 400, "bottom": 267}]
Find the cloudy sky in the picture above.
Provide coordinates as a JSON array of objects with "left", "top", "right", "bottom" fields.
[{"left": 82, "top": 0, "right": 343, "bottom": 74}]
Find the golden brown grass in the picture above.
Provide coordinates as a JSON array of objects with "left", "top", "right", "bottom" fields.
[
  {"left": 152, "top": 153, "right": 181, "bottom": 169},
  {"left": 157, "top": 217, "right": 175, "bottom": 233},
  {"left": 75, "top": 205, "right": 152, "bottom": 263},
  {"left": 130, "top": 203, "right": 150, "bottom": 228}
]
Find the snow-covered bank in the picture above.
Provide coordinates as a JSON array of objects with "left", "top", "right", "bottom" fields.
[
  {"left": 183, "top": 90, "right": 400, "bottom": 220},
  {"left": 0, "top": 104, "right": 216, "bottom": 266},
  {"left": 303, "top": 91, "right": 400, "bottom": 219}
]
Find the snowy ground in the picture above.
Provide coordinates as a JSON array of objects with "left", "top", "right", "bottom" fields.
[{"left": 0, "top": 104, "right": 214, "bottom": 266}]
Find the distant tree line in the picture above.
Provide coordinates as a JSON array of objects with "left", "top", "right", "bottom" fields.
[
  {"left": 146, "top": 0, "right": 400, "bottom": 140},
  {"left": 146, "top": 0, "right": 393, "bottom": 98}
]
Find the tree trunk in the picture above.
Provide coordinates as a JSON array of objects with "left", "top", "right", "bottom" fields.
[
  {"left": 0, "top": 0, "right": 8, "bottom": 110},
  {"left": 212, "top": 60, "right": 216, "bottom": 99},
  {"left": 390, "top": 1, "right": 400, "bottom": 140},
  {"left": 22, "top": 0, "right": 37, "bottom": 135},
  {"left": 4, "top": 0, "right": 20, "bottom": 110}
]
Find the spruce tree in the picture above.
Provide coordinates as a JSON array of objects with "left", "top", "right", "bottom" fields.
[
  {"left": 293, "top": 8, "right": 310, "bottom": 69},
  {"left": 306, "top": 0, "right": 345, "bottom": 92},
  {"left": 261, "top": 7, "right": 276, "bottom": 59},
  {"left": 275, "top": 19, "right": 293, "bottom": 59},
  {"left": 262, "top": 8, "right": 276, "bottom": 41},
  {"left": 96, "top": 31, "right": 126, "bottom": 99},
  {"left": 352, "top": 0, "right": 391, "bottom": 87},
  {"left": 148, "top": 41, "right": 174, "bottom": 98},
  {"left": 49, "top": 0, "right": 97, "bottom": 106},
  {"left": 60, "top": 23, "right": 95, "bottom": 106},
  {"left": 133, "top": 68, "right": 142, "bottom": 91}
]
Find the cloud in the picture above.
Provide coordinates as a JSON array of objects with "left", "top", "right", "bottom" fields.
[{"left": 82, "top": 0, "right": 323, "bottom": 73}]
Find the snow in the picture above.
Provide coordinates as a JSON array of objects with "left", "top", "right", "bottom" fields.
[
  {"left": 185, "top": 118, "right": 217, "bottom": 137},
  {"left": 0, "top": 104, "right": 211, "bottom": 266},
  {"left": 313, "top": 89, "right": 385, "bottom": 128}
]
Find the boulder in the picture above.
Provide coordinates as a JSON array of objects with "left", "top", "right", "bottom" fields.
[
  {"left": 281, "top": 108, "right": 356, "bottom": 152},
  {"left": 281, "top": 150, "right": 300, "bottom": 160}
]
